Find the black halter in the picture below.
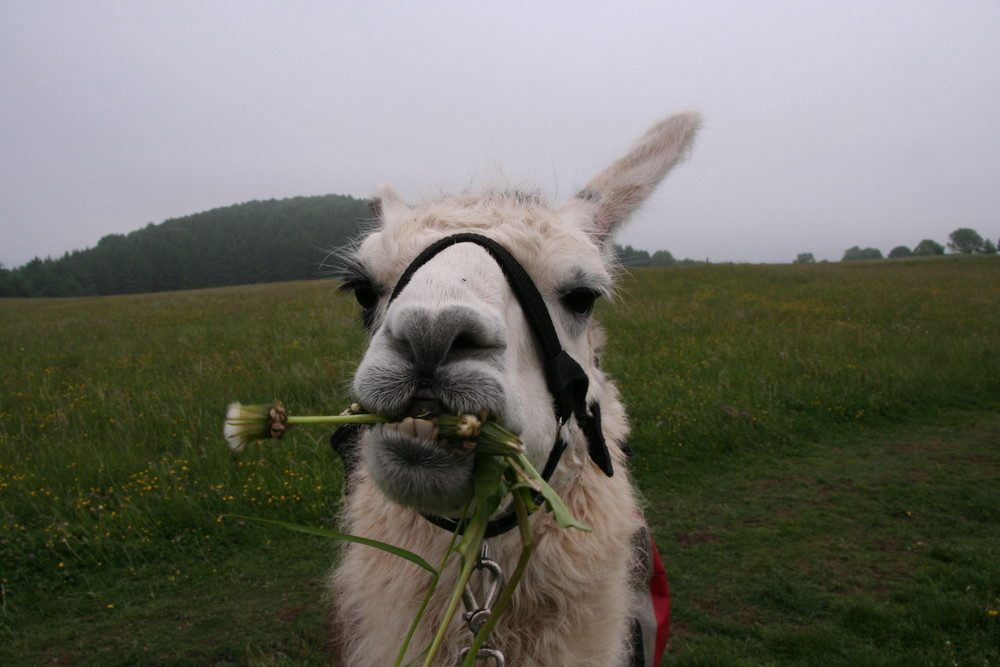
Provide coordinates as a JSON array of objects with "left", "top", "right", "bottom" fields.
[{"left": 333, "top": 232, "right": 614, "bottom": 538}]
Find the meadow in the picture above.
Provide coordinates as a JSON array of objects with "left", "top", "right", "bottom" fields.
[{"left": 1, "top": 256, "right": 998, "bottom": 665}]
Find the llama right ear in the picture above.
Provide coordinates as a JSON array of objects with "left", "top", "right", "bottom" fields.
[
  {"left": 562, "top": 111, "right": 701, "bottom": 243},
  {"left": 372, "top": 184, "right": 410, "bottom": 227}
]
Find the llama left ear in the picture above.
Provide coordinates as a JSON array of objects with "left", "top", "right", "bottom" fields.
[
  {"left": 562, "top": 111, "right": 701, "bottom": 242},
  {"left": 372, "top": 184, "right": 410, "bottom": 227}
]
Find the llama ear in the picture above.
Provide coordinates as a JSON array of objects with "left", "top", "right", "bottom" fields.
[
  {"left": 372, "top": 184, "right": 410, "bottom": 226},
  {"left": 564, "top": 111, "right": 701, "bottom": 242}
]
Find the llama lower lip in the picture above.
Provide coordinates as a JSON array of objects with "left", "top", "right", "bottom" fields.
[{"left": 364, "top": 426, "right": 475, "bottom": 515}]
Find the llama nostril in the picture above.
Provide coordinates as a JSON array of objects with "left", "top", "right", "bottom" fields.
[{"left": 451, "top": 332, "right": 479, "bottom": 351}]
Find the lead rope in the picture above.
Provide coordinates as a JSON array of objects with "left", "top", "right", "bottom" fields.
[{"left": 456, "top": 542, "right": 506, "bottom": 666}]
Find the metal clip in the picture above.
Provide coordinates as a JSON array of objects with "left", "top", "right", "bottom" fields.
[
  {"left": 461, "top": 558, "right": 504, "bottom": 633},
  {"left": 457, "top": 543, "right": 507, "bottom": 665},
  {"left": 457, "top": 645, "right": 506, "bottom": 666}
]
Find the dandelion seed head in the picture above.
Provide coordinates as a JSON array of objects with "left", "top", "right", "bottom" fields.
[{"left": 223, "top": 402, "right": 271, "bottom": 452}]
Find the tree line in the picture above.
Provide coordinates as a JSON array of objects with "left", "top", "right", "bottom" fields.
[
  {"left": 15, "top": 196, "right": 984, "bottom": 298},
  {"left": 0, "top": 194, "right": 697, "bottom": 298},
  {"left": 613, "top": 245, "right": 703, "bottom": 267},
  {"left": 0, "top": 195, "right": 370, "bottom": 297},
  {"left": 794, "top": 228, "right": 998, "bottom": 264}
]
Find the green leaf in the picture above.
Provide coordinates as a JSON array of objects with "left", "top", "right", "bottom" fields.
[{"left": 223, "top": 514, "right": 437, "bottom": 574}]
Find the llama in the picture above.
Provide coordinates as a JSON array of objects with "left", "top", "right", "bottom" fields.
[{"left": 329, "top": 112, "right": 700, "bottom": 666}]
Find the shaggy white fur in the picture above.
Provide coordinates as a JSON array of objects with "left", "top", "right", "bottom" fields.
[{"left": 330, "top": 112, "right": 700, "bottom": 666}]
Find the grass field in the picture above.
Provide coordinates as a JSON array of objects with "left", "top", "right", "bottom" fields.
[{"left": 1, "top": 256, "right": 998, "bottom": 665}]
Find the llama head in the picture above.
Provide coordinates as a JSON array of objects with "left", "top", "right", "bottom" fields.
[{"left": 339, "top": 112, "right": 700, "bottom": 515}]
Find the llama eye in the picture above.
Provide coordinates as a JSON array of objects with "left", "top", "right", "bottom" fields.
[
  {"left": 353, "top": 283, "right": 379, "bottom": 311},
  {"left": 562, "top": 287, "right": 601, "bottom": 316},
  {"left": 337, "top": 270, "right": 380, "bottom": 316}
]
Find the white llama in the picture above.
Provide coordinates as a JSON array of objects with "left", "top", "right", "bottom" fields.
[{"left": 330, "top": 112, "right": 700, "bottom": 666}]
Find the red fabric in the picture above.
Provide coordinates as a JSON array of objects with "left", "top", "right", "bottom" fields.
[{"left": 649, "top": 539, "right": 670, "bottom": 665}]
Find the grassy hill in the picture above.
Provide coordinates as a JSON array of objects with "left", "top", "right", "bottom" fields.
[
  {"left": 0, "top": 194, "right": 371, "bottom": 297},
  {"left": 1, "top": 256, "right": 998, "bottom": 664}
]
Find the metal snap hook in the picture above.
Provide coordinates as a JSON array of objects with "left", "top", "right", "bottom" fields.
[
  {"left": 461, "top": 556, "right": 504, "bottom": 634},
  {"left": 457, "top": 645, "right": 506, "bottom": 666}
]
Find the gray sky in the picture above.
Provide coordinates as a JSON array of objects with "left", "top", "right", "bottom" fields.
[{"left": 2, "top": 0, "right": 998, "bottom": 268}]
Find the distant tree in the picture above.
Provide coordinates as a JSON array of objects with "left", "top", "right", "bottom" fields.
[
  {"left": 913, "top": 239, "right": 944, "bottom": 256},
  {"left": 947, "top": 228, "right": 984, "bottom": 254},
  {"left": 794, "top": 252, "right": 815, "bottom": 263},
  {"left": 888, "top": 245, "right": 912, "bottom": 258},
  {"left": 614, "top": 244, "right": 651, "bottom": 267},
  {"left": 8, "top": 270, "right": 31, "bottom": 297},
  {"left": 982, "top": 238, "right": 998, "bottom": 255},
  {"left": 649, "top": 249, "right": 677, "bottom": 266},
  {"left": 842, "top": 246, "right": 883, "bottom": 261}
]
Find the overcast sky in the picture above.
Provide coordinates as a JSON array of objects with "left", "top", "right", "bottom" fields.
[{"left": 2, "top": 0, "right": 998, "bottom": 268}]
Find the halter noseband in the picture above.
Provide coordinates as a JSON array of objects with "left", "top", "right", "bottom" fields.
[
  {"left": 335, "top": 232, "right": 614, "bottom": 538},
  {"left": 392, "top": 233, "right": 590, "bottom": 427}
]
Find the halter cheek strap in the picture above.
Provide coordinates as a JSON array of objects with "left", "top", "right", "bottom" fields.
[{"left": 336, "top": 232, "right": 614, "bottom": 538}]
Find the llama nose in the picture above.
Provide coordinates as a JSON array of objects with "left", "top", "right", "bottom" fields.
[{"left": 388, "top": 304, "right": 505, "bottom": 378}]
